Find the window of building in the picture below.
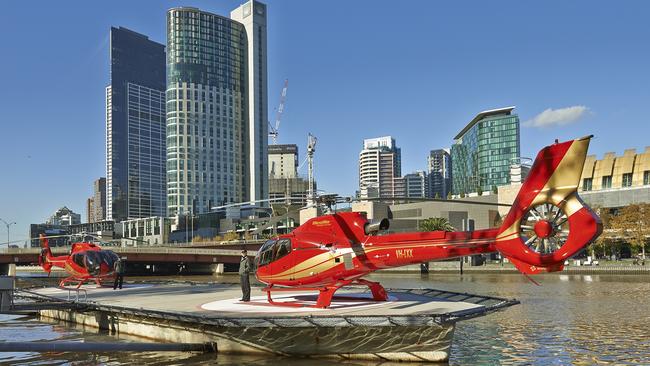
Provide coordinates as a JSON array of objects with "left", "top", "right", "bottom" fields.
[
  {"left": 622, "top": 173, "right": 633, "bottom": 188},
  {"left": 644, "top": 171, "right": 650, "bottom": 185},
  {"left": 583, "top": 178, "right": 593, "bottom": 191},
  {"left": 602, "top": 176, "right": 612, "bottom": 189}
]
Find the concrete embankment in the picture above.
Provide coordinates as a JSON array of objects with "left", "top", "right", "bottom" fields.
[{"left": 379, "top": 262, "right": 650, "bottom": 274}]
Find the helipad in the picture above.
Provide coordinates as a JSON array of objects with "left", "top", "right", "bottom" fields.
[{"left": 16, "top": 283, "right": 518, "bottom": 362}]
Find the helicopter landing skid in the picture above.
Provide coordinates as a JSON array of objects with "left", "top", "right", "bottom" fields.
[
  {"left": 262, "top": 279, "right": 389, "bottom": 309},
  {"left": 58, "top": 276, "right": 110, "bottom": 289}
]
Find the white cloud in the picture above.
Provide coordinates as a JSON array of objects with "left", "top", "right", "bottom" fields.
[{"left": 524, "top": 106, "right": 589, "bottom": 128}]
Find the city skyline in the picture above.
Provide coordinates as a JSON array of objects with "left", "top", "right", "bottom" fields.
[{"left": 2, "top": 0, "right": 650, "bottom": 244}]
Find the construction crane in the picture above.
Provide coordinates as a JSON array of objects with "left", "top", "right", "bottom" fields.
[
  {"left": 268, "top": 79, "right": 288, "bottom": 144},
  {"left": 307, "top": 133, "right": 317, "bottom": 205}
]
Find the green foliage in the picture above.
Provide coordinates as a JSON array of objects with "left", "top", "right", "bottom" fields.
[
  {"left": 492, "top": 185, "right": 498, "bottom": 194},
  {"left": 477, "top": 186, "right": 483, "bottom": 196},
  {"left": 610, "top": 203, "right": 650, "bottom": 259},
  {"left": 434, "top": 192, "right": 441, "bottom": 199},
  {"left": 460, "top": 191, "right": 466, "bottom": 198},
  {"left": 446, "top": 191, "right": 452, "bottom": 200},
  {"left": 419, "top": 217, "right": 455, "bottom": 232}
]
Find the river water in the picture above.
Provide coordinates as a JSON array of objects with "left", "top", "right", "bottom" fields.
[{"left": 2, "top": 272, "right": 649, "bottom": 365}]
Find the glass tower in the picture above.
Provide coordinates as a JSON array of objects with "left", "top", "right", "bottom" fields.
[
  {"left": 166, "top": 7, "right": 249, "bottom": 215},
  {"left": 451, "top": 107, "right": 520, "bottom": 195},
  {"left": 106, "top": 27, "right": 166, "bottom": 222}
]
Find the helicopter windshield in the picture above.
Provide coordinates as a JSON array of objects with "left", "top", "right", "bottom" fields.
[
  {"left": 84, "top": 251, "right": 102, "bottom": 275},
  {"left": 256, "top": 239, "right": 292, "bottom": 267}
]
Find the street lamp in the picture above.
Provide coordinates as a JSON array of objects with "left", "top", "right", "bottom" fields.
[{"left": 0, "top": 218, "right": 16, "bottom": 247}]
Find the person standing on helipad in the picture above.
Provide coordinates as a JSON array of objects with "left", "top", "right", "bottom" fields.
[
  {"left": 239, "top": 249, "right": 251, "bottom": 302},
  {"left": 113, "top": 258, "right": 125, "bottom": 290}
]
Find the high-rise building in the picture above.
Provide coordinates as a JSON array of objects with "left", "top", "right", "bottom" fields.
[
  {"left": 86, "top": 198, "right": 94, "bottom": 224},
  {"left": 231, "top": 1, "right": 268, "bottom": 204},
  {"left": 359, "top": 136, "right": 401, "bottom": 199},
  {"left": 451, "top": 107, "right": 520, "bottom": 195},
  {"left": 106, "top": 27, "right": 166, "bottom": 222},
  {"left": 166, "top": 2, "right": 268, "bottom": 215},
  {"left": 87, "top": 178, "right": 107, "bottom": 223},
  {"left": 428, "top": 149, "right": 451, "bottom": 198},
  {"left": 269, "top": 144, "right": 298, "bottom": 179},
  {"left": 403, "top": 171, "right": 428, "bottom": 198}
]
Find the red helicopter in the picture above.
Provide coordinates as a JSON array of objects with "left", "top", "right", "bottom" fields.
[
  {"left": 255, "top": 136, "right": 602, "bottom": 308},
  {"left": 38, "top": 234, "right": 120, "bottom": 288}
]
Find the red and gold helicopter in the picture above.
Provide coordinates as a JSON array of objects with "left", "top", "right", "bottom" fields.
[
  {"left": 38, "top": 234, "right": 120, "bottom": 288},
  {"left": 255, "top": 136, "right": 602, "bottom": 308}
]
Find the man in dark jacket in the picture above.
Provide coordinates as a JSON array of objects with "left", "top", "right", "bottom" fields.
[
  {"left": 113, "top": 258, "right": 125, "bottom": 290},
  {"left": 239, "top": 249, "right": 251, "bottom": 301}
]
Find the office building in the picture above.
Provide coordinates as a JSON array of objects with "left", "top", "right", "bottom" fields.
[
  {"left": 86, "top": 198, "right": 94, "bottom": 224},
  {"left": 269, "top": 144, "right": 298, "bottom": 179},
  {"left": 428, "top": 149, "right": 451, "bottom": 198},
  {"left": 106, "top": 27, "right": 166, "bottom": 222},
  {"left": 578, "top": 147, "right": 650, "bottom": 209},
  {"left": 46, "top": 207, "right": 81, "bottom": 226},
  {"left": 403, "top": 171, "right": 428, "bottom": 198},
  {"left": 359, "top": 136, "right": 401, "bottom": 199},
  {"left": 231, "top": 1, "right": 269, "bottom": 203},
  {"left": 268, "top": 143, "right": 314, "bottom": 204},
  {"left": 166, "top": 2, "right": 268, "bottom": 215},
  {"left": 87, "top": 178, "right": 107, "bottom": 223},
  {"left": 451, "top": 107, "right": 520, "bottom": 195}
]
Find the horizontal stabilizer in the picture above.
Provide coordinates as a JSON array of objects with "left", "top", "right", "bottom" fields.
[{"left": 507, "top": 256, "right": 564, "bottom": 274}]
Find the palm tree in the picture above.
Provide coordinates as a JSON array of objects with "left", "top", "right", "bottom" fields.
[{"left": 419, "top": 217, "right": 455, "bottom": 232}]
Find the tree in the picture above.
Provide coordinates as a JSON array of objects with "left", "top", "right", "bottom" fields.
[
  {"left": 460, "top": 191, "right": 466, "bottom": 198},
  {"left": 434, "top": 192, "right": 441, "bottom": 199},
  {"left": 492, "top": 185, "right": 498, "bottom": 194},
  {"left": 447, "top": 191, "right": 452, "bottom": 200},
  {"left": 590, "top": 206, "right": 613, "bottom": 258},
  {"left": 610, "top": 203, "right": 650, "bottom": 260},
  {"left": 419, "top": 217, "right": 455, "bottom": 232},
  {"left": 477, "top": 185, "right": 483, "bottom": 196}
]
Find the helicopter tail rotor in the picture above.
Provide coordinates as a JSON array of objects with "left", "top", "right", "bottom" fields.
[{"left": 495, "top": 136, "right": 602, "bottom": 274}]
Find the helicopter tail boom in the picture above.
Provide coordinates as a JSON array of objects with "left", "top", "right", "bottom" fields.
[{"left": 38, "top": 234, "right": 54, "bottom": 272}]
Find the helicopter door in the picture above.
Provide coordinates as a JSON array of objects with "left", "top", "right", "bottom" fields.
[{"left": 274, "top": 239, "right": 293, "bottom": 279}]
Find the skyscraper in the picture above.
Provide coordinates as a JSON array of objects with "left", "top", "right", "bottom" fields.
[
  {"left": 106, "top": 27, "right": 166, "bottom": 222},
  {"left": 166, "top": 2, "right": 268, "bottom": 215},
  {"left": 87, "top": 177, "right": 107, "bottom": 223},
  {"left": 451, "top": 107, "right": 520, "bottom": 195},
  {"left": 428, "top": 149, "right": 451, "bottom": 198},
  {"left": 231, "top": 1, "right": 269, "bottom": 204},
  {"left": 359, "top": 136, "right": 401, "bottom": 199}
]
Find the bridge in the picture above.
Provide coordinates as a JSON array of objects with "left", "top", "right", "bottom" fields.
[{"left": 0, "top": 241, "right": 264, "bottom": 275}]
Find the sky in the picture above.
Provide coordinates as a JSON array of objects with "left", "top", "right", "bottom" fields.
[{"left": 0, "top": 0, "right": 649, "bottom": 245}]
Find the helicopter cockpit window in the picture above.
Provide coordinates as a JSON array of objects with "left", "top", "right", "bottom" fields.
[
  {"left": 274, "top": 239, "right": 291, "bottom": 261},
  {"left": 256, "top": 239, "right": 292, "bottom": 267},
  {"left": 257, "top": 240, "right": 276, "bottom": 267},
  {"left": 72, "top": 253, "right": 85, "bottom": 268}
]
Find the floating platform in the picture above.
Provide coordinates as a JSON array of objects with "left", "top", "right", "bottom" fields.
[{"left": 16, "top": 283, "right": 518, "bottom": 363}]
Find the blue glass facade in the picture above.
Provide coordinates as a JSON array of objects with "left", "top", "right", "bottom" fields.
[
  {"left": 106, "top": 27, "right": 166, "bottom": 222},
  {"left": 451, "top": 109, "right": 520, "bottom": 195}
]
